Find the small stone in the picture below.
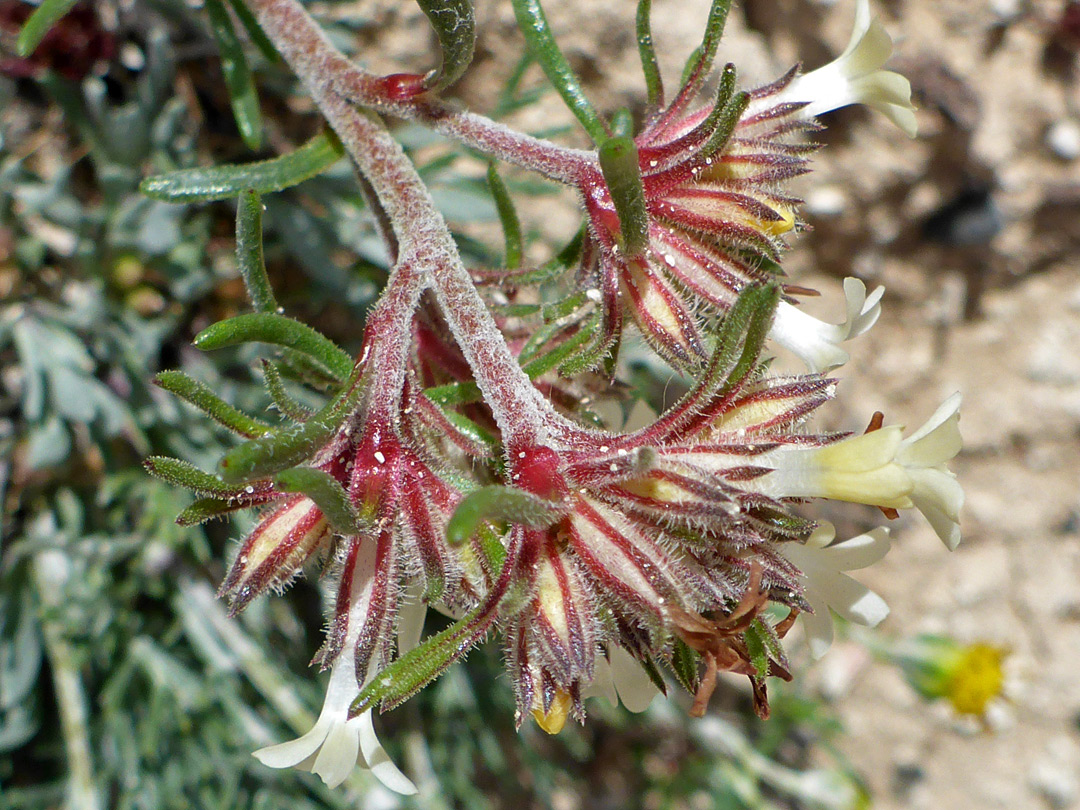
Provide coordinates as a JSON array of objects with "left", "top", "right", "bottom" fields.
[
  {"left": 805, "top": 186, "right": 846, "bottom": 217},
  {"left": 1046, "top": 120, "right": 1080, "bottom": 161}
]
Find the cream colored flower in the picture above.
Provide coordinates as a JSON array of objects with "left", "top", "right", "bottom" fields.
[
  {"left": 780, "top": 522, "right": 890, "bottom": 659},
  {"left": 253, "top": 659, "right": 417, "bottom": 793},
  {"left": 755, "top": 394, "right": 963, "bottom": 549},
  {"left": 753, "top": 0, "right": 917, "bottom": 137},
  {"left": 584, "top": 645, "right": 660, "bottom": 712},
  {"left": 769, "top": 278, "right": 884, "bottom": 372}
]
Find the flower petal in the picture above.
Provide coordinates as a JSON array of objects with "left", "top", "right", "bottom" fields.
[
  {"left": 252, "top": 715, "right": 332, "bottom": 770},
  {"left": 609, "top": 646, "right": 659, "bottom": 713},
  {"left": 358, "top": 710, "right": 418, "bottom": 795},
  {"left": 821, "top": 527, "right": 891, "bottom": 571},
  {"left": 310, "top": 713, "right": 362, "bottom": 788},
  {"left": 820, "top": 569, "right": 889, "bottom": 628}
]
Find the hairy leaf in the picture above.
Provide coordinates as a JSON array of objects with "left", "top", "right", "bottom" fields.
[
  {"left": 140, "top": 131, "right": 344, "bottom": 203},
  {"left": 193, "top": 313, "right": 354, "bottom": 385},
  {"left": 416, "top": 0, "right": 476, "bottom": 91}
]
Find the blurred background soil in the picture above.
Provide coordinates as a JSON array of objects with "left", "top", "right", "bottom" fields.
[{"left": 443, "top": 0, "right": 1080, "bottom": 806}]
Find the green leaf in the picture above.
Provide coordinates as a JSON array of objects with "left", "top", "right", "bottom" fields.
[
  {"left": 446, "top": 485, "right": 565, "bottom": 546},
  {"left": 745, "top": 619, "right": 770, "bottom": 678},
  {"left": 558, "top": 329, "right": 617, "bottom": 377},
  {"left": 521, "top": 317, "right": 597, "bottom": 379},
  {"left": 274, "top": 467, "right": 360, "bottom": 535},
  {"left": 510, "top": 0, "right": 608, "bottom": 143},
  {"left": 497, "top": 225, "right": 584, "bottom": 286},
  {"left": 352, "top": 603, "right": 496, "bottom": 713},
  {"left": 416, "top": 0, "right": 476, "bottom": 91},
  {"left": 217, "top": 381, "right": 361, "bottom": 484},
  {"left": 193, "top": 313, "right": 354, "bottom": 385},
  {"left": 140, "top": 130, "right": 344, "bottom": 203},
  {"left": 486, "top": 164, "right": 522, "bottom": 270},
  {"left": 696, "top": 283, "right": 779, "bottom": 402},
  {"left": 423, "top": 381, "right": 482, "bottom": 407},
  {"left": 15, "top": 0, "right": 77, "bottom": 57},
  {"left": 636, "top": 0, "right": 663, "bottom": 107},
  {"left": 175, "top": 498, "right": 247, "bottom": 526},
  {"left": 670, "top": 638, "right": 701, "bottom": 693},
  {"left": 144, "top": 456, "right": 255, "bottom": 497},
  {"left": 235, "top": 191, "right": 278, "bottom": 314},
  {"left": 599, "top": 136, "right": 649, "bottom": 257},
  {"left": 440, "top": 410, "right": 498, "bottom": 453},
  {"left": 153, "top": 370, "right": 271, "bottom": 438},
  {"left": 701, "top": 88, "right": 749, "bottom": 159},
  {"left": 204, "top": 0, "right": 263, "bottom": 150},
  {"left": 260, "top": 360, "right": 313, "bottom": 422},
  {"left": 683, "top": 0, "right": 734, "bottom": 94},
  {"left": 225, "top": 0, "right": 281, "bottom": 64}
]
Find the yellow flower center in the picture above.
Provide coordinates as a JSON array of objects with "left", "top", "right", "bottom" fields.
[
  {"left": 945, "top": 644, "right": 1006, "bottom": 716},
  {"left": 531, "top": 689, "right": 573, "bottom": 734}
]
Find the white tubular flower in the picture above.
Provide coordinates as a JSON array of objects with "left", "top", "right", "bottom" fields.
[
  {"left": 253, "top": 540, "right": 417, "bottom": 794},
  {"left": 769, "top": 278, "right": 884, "bottom": 372},
  {"left": 755, "top": 393, "right": 963, "bottom": 550},
  {"left": 758, "top": 0, "right": 917, "bottom": 137},
  {"left": 780, "top": 522, "right": 890, "bottom": 659},
  {"left": 585, "top": 645, "right": 660, "bottom": 713},
  {"left": 253, "top": 660, "right": 417, "bottom": 794}
]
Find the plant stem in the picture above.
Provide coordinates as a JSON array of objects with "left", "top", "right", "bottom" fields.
[
  {"left": 248, "top": 0, "right": 569, "bottom": 445},
  {"left": 245, "top": 0, "right": 594, "bottom": 184}
]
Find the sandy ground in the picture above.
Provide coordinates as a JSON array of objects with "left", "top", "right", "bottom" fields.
[{"left": 359, "top": 0, "right": 1080, "bottom": 805}]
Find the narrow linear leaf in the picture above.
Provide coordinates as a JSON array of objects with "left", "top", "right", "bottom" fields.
[
  {"left": 217, "top": 382, "right": 361, "bottom": 484},
  {"left": 670, "top": 638, "right": 700, "bottom": 693},
  {"left": 521, "top": 317, "right": 597, "bottom": 379},
  {"left": 236, "top": 191, "right": 278, "bottom": 314},
  {"left": 176, "top": 498, "right": 247, "bottom": 526},
  {"left": 274, "top": 467, "right": 360, "bottom": 535},
  {"left": 15, "top": 0, "right": 77, "bottom": 57},
  {"left": 204, "top": 0, "right": 263, "bottom": 150},
  {"left": 140, "top": 130, "right": 344, "bottom": 203},
  {"left": 558, "top": 329, "right": 617, "bottom": 377},
  {"left": 261, "top": 360, "right": 312, "bottom": 422},
  {"left": 745, "top": 619, "right": 770, "bottom": 678},
  {"left": 441, "top": 410, "right": 497, "bottom": 452},
  {"left": 486, "top": 164, "right": 523, "bottom": 269},
  {"left": 145, "top": 456, "right": 254, "bottom": 497},
  {"left": 599, "top": 136, "right": 649, "bottom": 257},
  {"left": 636, "top": 0, "right": 663, "bottom": 107},
  {"left": 542, "top": 290, "right": 589, "bottom": 323},
  {"left": 509, "top": 226, "right": 584, "bottom": 285},
  {"left": 352, "top": 603, "right": 492, "bottom": 713},
  {"left": 684, "top": 0, "right": 734, "bottom": 93},
  {"left": 701, "top": 87, "right": 750, "bottom": 159},
  {"left": 423, "top": 381, "right": 481, "bottom": 407},
  {"left": 153, "top": 370, "right": 271, "bottom": 438},
  {"left": 446, "top": 485, "right": 565, "bottom": 546},
  {"left": 415, "top": 0, "right": 476, "bottom": 91},
  {"left": 697, "top": 283, "right": 778, "bottom": 401},
  {"left": 510, "top": 0, "right": 608, "bottom": 143},
  {"left": 225, "top": 0, "right": 280, "bottom": 64},
  {"left": 193, "top": 313, "right": 354, "bottom": 385}
]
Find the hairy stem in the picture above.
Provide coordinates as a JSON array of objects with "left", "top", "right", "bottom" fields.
[
  {"left": 245, "top": 0, "right": 594, "bottom": 184},
  {"left": 248, "top": 0, "right": 567, "bottom": 445}
]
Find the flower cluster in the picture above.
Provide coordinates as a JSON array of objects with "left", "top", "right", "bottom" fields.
[
  {"left": 568, "top": 0, "right": 911, "bottom": 373},
  {"left": 145, "top": 0, "right": 960, "bottom": 797}
]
